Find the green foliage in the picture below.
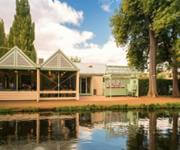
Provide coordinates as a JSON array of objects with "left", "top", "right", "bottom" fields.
[
  {"left": 0, "top": 19, "right": 7, "bottom": 57},
  {"left": 111, "top": 0, "right": 151, "bottom": 70},
  {"left": 153, "top": 0, "right": 180, "bottom": 33},
  {"left": 55, "top": 103, "right": 180, "bottom": 113},
  {"left": 139, "top": 79, "right": 180, "bottom": 96},
  {"left": 111, "top": 0, "right": 180, "bottom": 96},
  {"left": 0, "top": 108, "right": 13, "bottom": 114},
  {"left": 70, "top": 56, "right": 81, "bottom": 63},
  {"left": 111, "top": 0, "right": 179, "bottom": 71},
  {"left": 0, "top": 103, "right": 180, "bottom": 114},
  {"left": 8, "top": 0, "right": 36, "bottom": 62},
  {"left": 22, "top": 107, "right": 39, "bottom": 113},
  {"left": 127, "top": 124, "right": 145, "bottom": 150}
]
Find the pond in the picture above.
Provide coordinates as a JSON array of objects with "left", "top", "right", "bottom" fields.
[{"left": 0, "top": 110, "right": 179, "bottom": 150}]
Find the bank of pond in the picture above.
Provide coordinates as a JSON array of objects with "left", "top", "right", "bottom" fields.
[
  {"left": 0, "top": 109, "right": 179, "bottom": 150},
  {"left": 0, "top": 103, "right": 180, "bottom": 114}
]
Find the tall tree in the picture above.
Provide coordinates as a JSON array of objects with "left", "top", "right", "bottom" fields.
[
  {"left": 8, "top": 0, "right": 36, "bottom": 62},
  {"left": 153, "top": 0, "right": 180, "bottom": 97},
  {"left": 111, "top": 0, "right": 179, "bottom": 97},
  {"left": 157, "top": 28, "right": 180, "bottom": 97},
  {"left": 0, "top": 19, "right": 7, "bottom": 57}
]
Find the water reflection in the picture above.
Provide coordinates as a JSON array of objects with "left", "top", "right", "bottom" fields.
[
  {"left": 0, "top": 111, "right": 179, "bottom": 150},
  {"left": 0, "top": 113, "right": 79, "bottom": 150}
]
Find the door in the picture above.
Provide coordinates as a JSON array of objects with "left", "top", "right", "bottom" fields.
[
  {"left": 81, "top": 78, "right": 86, "bottom": 94},
  {"left": 80, "top": 77, "right": 91, "bottom": 95}
]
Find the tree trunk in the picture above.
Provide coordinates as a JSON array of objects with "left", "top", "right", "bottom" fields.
[
  {"left": 172, "top": 60, "right": 180, "bottom": 97},
  {"left": 148, "top": 29, "right": 158, "bottom": 97}
]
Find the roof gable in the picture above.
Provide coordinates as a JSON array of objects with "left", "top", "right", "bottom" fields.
[
  {"left": 0, "top": 46, "right": 36, "bottom": 70},
  {"left": 41, "top": 50, "right": 78, "bottom": 71}
]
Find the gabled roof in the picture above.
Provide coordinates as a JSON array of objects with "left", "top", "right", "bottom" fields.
[
  {"left": 75, "top": 63, "right": 106, "bottom": 75},
  {"left": 0, "top": 46, "right": 36, "bottom": 70},
  {"left": 105, "top": 65, "right": 138, "bottom": 75},
  {"left": 41, "top": 50, "right": 78, "bottom": 71}
]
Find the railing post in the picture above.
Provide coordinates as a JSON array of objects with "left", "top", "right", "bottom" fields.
[{"left": 37, "top": 68, "right": 40, "bottom": 102}]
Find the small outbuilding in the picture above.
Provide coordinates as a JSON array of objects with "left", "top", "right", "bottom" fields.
[{"left": 104, "top": 66, "right": 139, "bottom": 97}]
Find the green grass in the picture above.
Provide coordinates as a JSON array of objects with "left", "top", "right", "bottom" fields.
[
  {"left": 0, "top": 108, "right": 14, "bottom": 114},
  {"left": 0, "top": 103, "right": 179, "bottom": 114},
  {"left": 55, "top": 103, "right": 180, "bottom": 113}
]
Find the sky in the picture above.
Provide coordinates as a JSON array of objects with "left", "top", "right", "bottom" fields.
[{"left": 0, "top": 0, "right": 127, "bottom": 65}]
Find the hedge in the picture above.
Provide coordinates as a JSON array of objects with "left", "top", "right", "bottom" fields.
[{"left": 139, "top": 79, "right": 180, "bottom": 96}]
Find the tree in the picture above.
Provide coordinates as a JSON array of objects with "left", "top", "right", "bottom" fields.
[
  {"left": 157, "top": 28, "right": 180, "bottom": 97},
  {"left": 70, "top": 56, "right": 81, "bottom": 63},
  {"left": 153, "top": 0, "right": 180, "bottom": 97},
  {"left": 8, "top": 0, "right": 36, "bottom": 62},
  {"left": 111, "top": 0, "right": 179, "bottom": 97},
  {"left": 0, "top": 19, "right": 7, "bottom": 57}
]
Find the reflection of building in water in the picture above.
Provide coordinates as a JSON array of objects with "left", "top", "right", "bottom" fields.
[
  {"left": 79, "top": 112, "right": 105, "bottom": 128},
  {"left": 104, "top": 111, "right": 139, "bottom": 137},
  {"left": 79, "top": 111, "right": 139, "bottom": 137},
  {"left": 0, "top": 113, "right": 79, "bottom": 149}
]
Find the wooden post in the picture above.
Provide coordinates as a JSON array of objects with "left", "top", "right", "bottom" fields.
[
  {"left": 110, "top": 75, "right": 112, "bottom": 99},
  {"left": 137, "top": 79, "right": 139, "bottom": 97},
  {"left": 58, "top": 72, "right": 60, "bottom": 97},
  {"left": 16, "top": 71, "right": 18, "bottom": 91},
  {"left": 91, "top": 76, "right": 93, "bottom": 95},
  {"left": 76, "top": 71, "right": 79, "bottom": 100},
  {"left": 37, "top": 69, "right": 40, "bottom": 102}
]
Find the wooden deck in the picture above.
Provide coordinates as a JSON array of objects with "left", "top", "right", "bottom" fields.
[{"left": 0, "top": 91, "right": 37, "bottom": 100}]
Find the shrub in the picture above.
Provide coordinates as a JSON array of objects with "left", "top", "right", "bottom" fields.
[{"left": 139, "top": 79, "right": 180, "bottom": 96}]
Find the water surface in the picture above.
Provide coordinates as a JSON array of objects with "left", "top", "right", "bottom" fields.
[{"left": 0, "top": 110, "right": 179, "bottom": 150}]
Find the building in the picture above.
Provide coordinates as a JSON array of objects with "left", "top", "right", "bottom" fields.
[
  {"left": 0, "top": 47, "right": 79, "bottom": 101},
  {"left": 104, "top": 66, "right": 139, "bottom": 97},
  {"left": 75, "top": 63, "right": 106, "bottom": 96},
  {"left": 0, "top": 46, "right": 139, "bottom": 101}
]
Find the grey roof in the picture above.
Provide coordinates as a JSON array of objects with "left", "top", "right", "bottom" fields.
[
  {"left": 105, "top": 65, "right": 138, "bottom": 75},
  {"left": 75, "top": 63, "right": 106, "bottom": 75}
]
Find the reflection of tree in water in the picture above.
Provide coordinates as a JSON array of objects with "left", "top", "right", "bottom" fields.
[
  {"left": 171, "top": 113, "right": 178, "bottom": 150},
  {"left": 127, "top": 124, "right": 148, "bottom": 150},
  {"left": 156, "top": 113, "right": 179, "bottom": 150},
  {"left": 149, "top": 112, "right": 157, "bottom": 150},
  {"left": 127, "top": 111, "right": 179, "bottom": 150}
]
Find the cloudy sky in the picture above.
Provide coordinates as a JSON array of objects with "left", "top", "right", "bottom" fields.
[{"left": 0, "top": 0, "right": 127, "bottom": 65}]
